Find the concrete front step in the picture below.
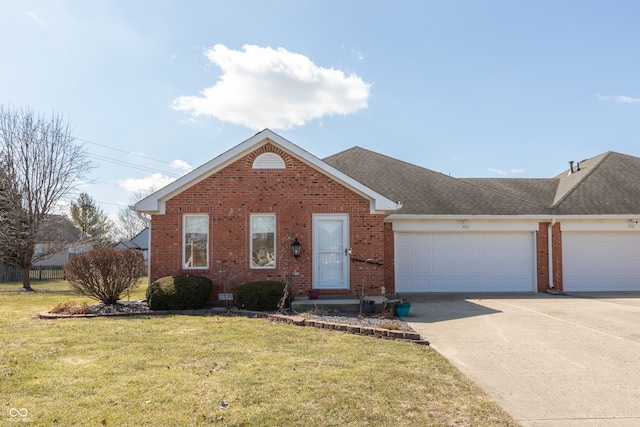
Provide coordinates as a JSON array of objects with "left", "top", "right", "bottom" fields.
[{"left": 291, "top": 296, "right": 387, "bottom": 313}]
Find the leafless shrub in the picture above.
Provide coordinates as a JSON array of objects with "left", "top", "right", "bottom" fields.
[{"left": 65, "top": 248, "right": 145, "bottom": 305}]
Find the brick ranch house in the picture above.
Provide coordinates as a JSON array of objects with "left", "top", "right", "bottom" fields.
[{"left": 135, "top": 129, "right": 640, "bottom": 301}]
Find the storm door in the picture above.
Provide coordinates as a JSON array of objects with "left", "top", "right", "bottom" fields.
[{"left": 313, "top": 215, "right": 349, "bottom": 289}]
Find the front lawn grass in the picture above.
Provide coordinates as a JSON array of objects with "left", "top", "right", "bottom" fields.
[{"left": 0, "top": 281, "right": 517, "bottom": 426}]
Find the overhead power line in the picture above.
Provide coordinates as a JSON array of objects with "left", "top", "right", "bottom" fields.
[
  {"left": 87, "top": 153, "right": 181, "bottom": 178},
  {"left": 76, "top": 137, "right": 176, "bottom": 166},
  {"left": 71, "top": 136, "right": 182, "bottom": 210},
  {"left": 76, "top": 136, "right": 183, "bottom": 178}
]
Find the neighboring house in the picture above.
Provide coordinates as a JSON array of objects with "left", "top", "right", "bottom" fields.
[
  {"left": 135, "top": 129, "right": 640, "bottom": 300},
  {"left": 113, "top": 227, "right": 149, "bottom": 260},
  {"left": 34, "top": 215, "right": 92, "bottom": 266}
]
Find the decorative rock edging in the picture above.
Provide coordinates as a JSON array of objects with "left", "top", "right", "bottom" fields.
[{"left": 267, "top": 314, "right": 430, "bottom": 346}]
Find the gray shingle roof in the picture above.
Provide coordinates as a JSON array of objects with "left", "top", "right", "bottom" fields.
[
  {"left": 324, "top": 148, "right": 640, "bottom": 216},
  {"left": 551, "top": 151, "right": 640, "bottom": 215},
  {"left": 36, "top": 215, "right": 83, "bottom": 242}
]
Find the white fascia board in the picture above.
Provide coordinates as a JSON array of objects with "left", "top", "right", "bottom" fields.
[
  {"left": 135, "top": 130, "right": 276, "bottom": 214},
  {"left": 392, "top": 219, "right": 541, "bottom": 232},
  {"left": 386, "top": 214, "right": 551, "bottom": 221},
  {"left": 386, "top": 213, "right": 640, "bottom": 221},
  {"left": 561, "top": 220, "right": 640, "bottom": 232},
  {"left": 384, "top": 213, "right": 640, "bottom": 223},
  {"left": 545, "top": 214, "right": 640, "bottom": 220},
  {"left": 134, "top": 129, "right": 401, "bottom": 215},
  {"left": 388, "top": 215, "right": 543, "bottom": 232}
]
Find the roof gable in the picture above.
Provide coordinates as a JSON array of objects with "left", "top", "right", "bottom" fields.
[
  {"left": 135, "top": 129, "right": 400, "bottom": 215},
  {"left": 130, "top": 227, "right": 149, "bottom": 249},
  {"left": 550, "top": 151, "right": 640, "bottom": 214}
]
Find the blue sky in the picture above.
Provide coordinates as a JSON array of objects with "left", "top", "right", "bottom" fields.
[{"left": 2, "top": 1, "right": 639, "bottom": 217}]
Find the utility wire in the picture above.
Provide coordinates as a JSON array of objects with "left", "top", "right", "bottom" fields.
[
  {"left": 77, "top": 136, "right": 185, "bottom": 177},
  {"left": 95, "top": 200, "right": 130, "bottom": 208},
  {"left": 76, "top": 137, "right": 176, "bottom": 166},
  {"left": 72, "top": 136, "right": 183, "bottom": 210},
  {"left": 87, "top": 153, "right": 181, "bottom": 178}
]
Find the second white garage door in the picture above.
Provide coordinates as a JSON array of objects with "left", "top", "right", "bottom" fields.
[
  {"left": 395, "top": 232, "right": 535, "bottom": 292},
  {"left": 563, "top": 232, "right": 640, "bottom": 291}
]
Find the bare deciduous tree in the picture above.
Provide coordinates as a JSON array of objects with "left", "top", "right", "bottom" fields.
[
  {"left": 115, "top": 189, "right": 153, "bottom": 242},
  {"left": 116, "top": 207, "right": 148, "bottom": 242},
  {"left": 0, "top": 105, "right": 92, "bottom": 290}
]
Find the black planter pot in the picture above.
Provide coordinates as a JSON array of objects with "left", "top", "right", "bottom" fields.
[{"left": 360, "top": 300, "right": 375, "bottom": 314}]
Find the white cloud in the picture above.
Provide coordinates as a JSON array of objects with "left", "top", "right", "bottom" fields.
[
  {"left": 488, "top": 168, "right": 524, "bottom": 176},
  {"left": 25, "top": 11, "right": 43, "bottom": 25},
  {"left": 170, "top": 159, "right": 192, "bottom": 172},
  {"left": 488, "top": 168, "right": 508, "bottom": 176},
  {"left": 172, "top": 44, "right": 371, "bottom": 130},
  {"left": 73, "top": 178, "right": 91, "bottom": 189},
  {"left": 597, "top": 94, "right": 640, "bottom": 104},
  {"left": 118, "top": 173, "right": 176, "bottom": 194}
]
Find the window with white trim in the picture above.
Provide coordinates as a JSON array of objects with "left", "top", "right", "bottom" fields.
[
  {"left": 251, "top": 214, "right": 275, "bottom": 268},
  {"left": 183, "top": 214, "right": 208, "bottom": 268}
]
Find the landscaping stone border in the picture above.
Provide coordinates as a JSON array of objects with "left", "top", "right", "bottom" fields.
[{"left": 267, "top": 314, "right": 429, "bottom": 345}]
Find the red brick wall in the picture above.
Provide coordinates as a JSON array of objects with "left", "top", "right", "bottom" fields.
[
  {"left": 536, "top": 221, "right": 563, "bottom": 292},
  {"left": 383, "top": 222, "right": 395, "bottom": 293},
  {"left": 148, "top": 143, "right": 387, "bottom": 301}
]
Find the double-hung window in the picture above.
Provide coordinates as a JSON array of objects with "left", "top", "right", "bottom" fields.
[
  {"left": 251, "top": 214, "right": 275, "bottom": 268},
  {"left": 183, "top": 214, "right": 208, "bottom": 269}
]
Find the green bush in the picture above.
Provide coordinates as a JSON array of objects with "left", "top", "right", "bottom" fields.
[
  {"left": 146, "top": 275, "right": 213, "bottom": 311},
  {"left": 236, "top": 280, "right": 293, "bottom": 311}
]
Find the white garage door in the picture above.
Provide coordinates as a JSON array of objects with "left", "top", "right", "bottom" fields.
[
  {"left": 395, "top": 232, "right": 535, "bottom": 292},
  {"left": 563, "top": 232, "right": 640, "bottom": 291}
]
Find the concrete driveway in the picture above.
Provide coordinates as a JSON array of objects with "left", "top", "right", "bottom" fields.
[{"left": 405, "top": 292, "right": 640, "bottom": 426}]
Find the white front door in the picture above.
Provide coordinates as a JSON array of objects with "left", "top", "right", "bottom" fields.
[{"left": 313, "top": 214, "right": 349, "bottom": 289}]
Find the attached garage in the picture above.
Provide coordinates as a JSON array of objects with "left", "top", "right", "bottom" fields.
[
  {"left": 395, "top": 232, "right": 536, "bottom": 292},
  {"left": 563, "top": 231, "right": 640, "bottom": 291}
]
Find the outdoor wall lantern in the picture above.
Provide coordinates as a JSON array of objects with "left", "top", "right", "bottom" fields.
[{"left": 291, "top": 238, "right": 302, "bottom": 258}]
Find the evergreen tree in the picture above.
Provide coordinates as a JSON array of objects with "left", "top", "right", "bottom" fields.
[
  {"left": 70, "top": 192, "right": 113, "bottom": 248},
  {"left": 0, "top": 163, "right": 26, "bottom": 268}
]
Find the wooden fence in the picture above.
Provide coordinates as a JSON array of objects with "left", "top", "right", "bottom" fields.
[{"left": 0, "top": 265, "right": 65, "bottom": 283}]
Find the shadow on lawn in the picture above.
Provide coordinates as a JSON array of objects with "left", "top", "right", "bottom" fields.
[{"left": 0, "top": 286, "right": 77, "bottom": 295}]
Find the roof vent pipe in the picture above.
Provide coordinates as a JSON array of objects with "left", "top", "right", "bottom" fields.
[
  {"left": 548, "top": 218, "right": 556, "bottom": 289},
  {"left": 569, "top": 161, "right": 574, "bottom": 174}
]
